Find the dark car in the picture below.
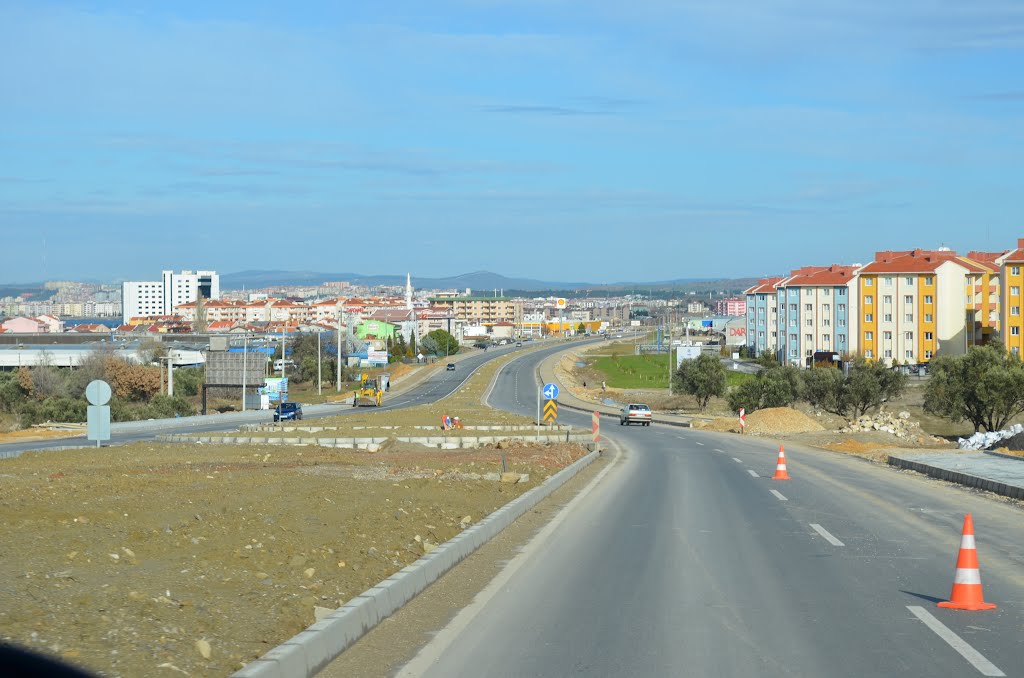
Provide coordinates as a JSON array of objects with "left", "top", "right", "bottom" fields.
[
  {"left": 446, "top": 363, "right": 456, "bottom": 371},
  {"left": 274, "top": 402, "right": 303, "bottom": 421}
]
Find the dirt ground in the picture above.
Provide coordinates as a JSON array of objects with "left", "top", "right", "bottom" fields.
[{"left": 0, "top": 439, "right": 588, "bottom": 677}]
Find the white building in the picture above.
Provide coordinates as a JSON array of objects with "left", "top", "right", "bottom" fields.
[{"left": 121, "top": 269, "right": 220, "bottom": 323}]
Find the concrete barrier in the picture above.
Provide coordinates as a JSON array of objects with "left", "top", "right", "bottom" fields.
[{"left": 232, "top": 448, "right": 602, "bottom": 678}]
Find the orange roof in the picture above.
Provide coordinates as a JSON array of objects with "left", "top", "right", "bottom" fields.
[
  {"left": 783, "top": 265, "right": 857, "bottom": 286},
  {"left": 857, "top": 249, "right": 988, "bottom": 274},
  {"left": 744, "top": 276, "right": 784, "bottom": 294}
]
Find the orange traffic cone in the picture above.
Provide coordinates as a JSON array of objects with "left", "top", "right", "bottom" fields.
[
  {"left": 938, "top": 514, "right": 996, "bottom": 611},
  {"left": 772, "top": 445, "right": 790, "bottom": 480}
]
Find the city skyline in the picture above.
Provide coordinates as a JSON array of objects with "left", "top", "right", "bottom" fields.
[{"left": 2, "top": 1, "right": 1023, "bottom": 282}]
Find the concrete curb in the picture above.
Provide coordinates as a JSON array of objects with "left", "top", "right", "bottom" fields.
[
  {"left": 232, "top": 447, "right": 603, "bottom": 678},
  {"left": 887, "top": 455, "right": 1024, "bottom": 500}
]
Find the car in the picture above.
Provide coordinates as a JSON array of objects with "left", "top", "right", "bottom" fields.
[
  {"left": 515, "top": 341, "right": 522, "bottom": 347},
  {"left": 619, "top": 403, "right": 652, "bottom": 426},
  {"left": 446, "top": 363, "right": 456, "bottom": 371},
  {"left": 273, "top": 359, "right": 296, "bottom": 372},
  {"left": 273, "top": 402, "right": 303, "bottom": 422}
]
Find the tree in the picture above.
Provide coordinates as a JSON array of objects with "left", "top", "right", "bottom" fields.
[
  {"left": 577, "top": 322, "right": 586, "bottom": 335},
  {"left": 673, "top": 354, "right": 726, "bottom": 411},
  {"left": 727, "top": 365, "right": 803, "bottom": 412},
  {"left": 802, "top": 366, "right": 846, "bottom": 415},
  {"left": 844, "top": 358, "right": 906, "bottom": 417},
  {"left": 754, "top": 348, "right": 779, "bottom": 368},
  {"left": 925, "top": 345, "right": 1024, "bottom": 432},
  {"left": 423, "top": 329, "right": 459, "bottom": 357}
]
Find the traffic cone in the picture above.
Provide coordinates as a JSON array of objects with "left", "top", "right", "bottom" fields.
[
  {"left": 772, "top": 445, "right": 790, "bottom": 480},
  {"left": 938, "top": 514, "right": 997, "bottom": 611}
]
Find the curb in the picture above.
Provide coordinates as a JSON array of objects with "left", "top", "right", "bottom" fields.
[
  {"left": 232, "top": 447, "right": 603, "bottom": 678},
  {"left": 887, "top": 455, "right": 1024, "bottom": 500}
]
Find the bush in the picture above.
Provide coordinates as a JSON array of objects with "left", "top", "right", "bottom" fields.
[
  {"left": 172, "top": 367, "right": 204, "bottom": 397},
  {"left": 925, "top": 345, "right": 1024, "bottom": 432},
  {"left": 727, "top": 366, "right": 802, "bottom": 412}
]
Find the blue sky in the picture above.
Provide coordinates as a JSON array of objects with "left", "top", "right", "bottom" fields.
[{"left": 1, "top": 1, "right": 1023, "bottom": 284}]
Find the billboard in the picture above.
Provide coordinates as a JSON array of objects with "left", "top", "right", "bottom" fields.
[
  {"left": 676, "top": 346, "right": 701, "bottom": 368},
  {"left": 261, "top": 377, "right": 288, "bottom": 402},
  {"left": 701, "top": 320, "right": 713, "bottom": 328},
  {"left": 367, "top": 350, "right": 388, "bottom": 366}
]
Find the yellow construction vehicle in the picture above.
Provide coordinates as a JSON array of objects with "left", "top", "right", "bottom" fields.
[{"left": 353, "top": 373, "right": 384, "bottom": 407}]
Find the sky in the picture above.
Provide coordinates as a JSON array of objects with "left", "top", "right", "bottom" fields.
[{"left": 1, "top": 0, "right": 1023, "bottom": 285}]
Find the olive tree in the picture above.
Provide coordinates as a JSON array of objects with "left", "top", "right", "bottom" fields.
[
  {"left": 925, "top": 345, "right": 1024, "bottom": 432},
  {"left": 673, "top": 354, "right": 726, "bottom": 412}
]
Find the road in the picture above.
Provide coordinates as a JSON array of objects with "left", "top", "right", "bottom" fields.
[
  {"left": 400, "top": 346, "right": 1024, "bottom": 677},
  {"left": 0, "top": 340, "right": 592, "bottom": 458}
]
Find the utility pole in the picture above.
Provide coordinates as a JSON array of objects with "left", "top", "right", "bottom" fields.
[
  {"left": 317, "top": 330, "right": 322, "bottom": 396},
  {"left": 242, "top": 331, "right": 248, "bottom": 412},
  {"left": 336, "top": 314, "right": 342, "bottom": 392}
]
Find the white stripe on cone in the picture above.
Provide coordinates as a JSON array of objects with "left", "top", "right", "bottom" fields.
[
  {"left": 953, "top": 569, "right": 983, "bottom": 585},
  {"left": 960, "top": 534, "right": 976, "bottom": 550}
]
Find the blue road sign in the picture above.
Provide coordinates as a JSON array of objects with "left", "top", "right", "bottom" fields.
[{"left": 542, "top": 383, "right": 559, "bottom": 400}]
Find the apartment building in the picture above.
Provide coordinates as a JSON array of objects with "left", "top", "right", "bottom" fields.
[
  {"left": 714, "top": 298, "right": 747, "bottom": 317},
  {"left": 776, "top": 265, "right": 858, "bottom": 365},
  {"left": 857, "top": 249, "right": 997, "bottom": 365},
  {"left": 743, "top": 277, "right": 783, "bottom": 357},
  {"left": 427, "top": 296, "right": 522, "bottom": 325},
  {"left": 122, "top": 269, "right": 219, "bottom": 323},
  {"left": 998, "top": 239, "right": 1024, "bottom": 355}
]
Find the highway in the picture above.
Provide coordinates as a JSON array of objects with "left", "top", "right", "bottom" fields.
[
  {"left": 398, "top": 345, "right": 1024, "bottom": 677},
  {"left": 0, "top": 341, "right": 586, "bottom": 458}
]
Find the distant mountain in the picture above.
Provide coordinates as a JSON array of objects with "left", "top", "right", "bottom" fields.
[
  {"left": 219, "top": 269, "right": 759, "bottom": 294},
  {"left": 221, "top": 270, "right": 598, "bottom": 292}
]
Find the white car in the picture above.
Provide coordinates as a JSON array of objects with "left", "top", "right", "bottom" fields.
[{"left": 620, "top": 403, "right": 652, "bottom": 426}]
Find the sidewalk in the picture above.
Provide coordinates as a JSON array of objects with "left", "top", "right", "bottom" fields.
[{"left": 888, "top": 451, "right": 1024, "bottom": 500}]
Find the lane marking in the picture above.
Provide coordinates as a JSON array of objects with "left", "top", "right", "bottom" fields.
[
  {"left": 732, "top": 457, "right": 743, "bottom": 464},
  {"left": 747, "top": 469, "right": 759, "bottom": 478},
  {"left": 906, "top": 606, "right": 1005, "bottom": 676},
  {"left": 695, "top": 442, "right": 704, "bottom": 446},
  {"left": 769, "top": 490, "right": 788, "bottom": 501},
  {"left": 809, "top": 523, "right": 845, "bottom": 546},
  {"left": 713, "top": 448, "right": 725, "bottom": 453}
]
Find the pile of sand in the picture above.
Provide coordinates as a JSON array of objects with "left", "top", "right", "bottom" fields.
[{"left": 744, "top": 407, "right": 825, "bottom": 434}]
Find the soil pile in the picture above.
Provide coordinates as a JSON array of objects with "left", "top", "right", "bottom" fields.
[{"left": 744, "top": 407, "right": 825, "bottom": 434}]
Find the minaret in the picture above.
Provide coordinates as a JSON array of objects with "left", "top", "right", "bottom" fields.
[{"left": 405, "top": 273, "right": 413, "bottom": 310}]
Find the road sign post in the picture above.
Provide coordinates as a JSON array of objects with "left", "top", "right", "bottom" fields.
[
  {"left": 739, "top": 407, "right": 746, "bottom": 434},
  {"left": 592, "top": 411, "right": 600, "bottom": 452},
  {"left": 85, "top": 380, "right": 112, "bottom": 449}
]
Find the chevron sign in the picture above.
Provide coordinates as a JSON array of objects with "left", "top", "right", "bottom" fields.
[{"left": 543, "top": 398, "right": 558, "bottom": 423}]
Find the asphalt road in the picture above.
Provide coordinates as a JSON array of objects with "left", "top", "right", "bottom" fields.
[
  {"left": 403, "top": 348, "right": 1023, "bottom": 677},
  {"left": 0, "top": 340, "right": 595, "bottom": 458}
]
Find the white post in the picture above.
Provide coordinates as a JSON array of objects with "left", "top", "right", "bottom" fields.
[
  {"left": 167, "top": 353, "right": 174, "bottom": 397},
  {"left": 336, "top": 316, "right": 342, "bottom": 392},
  {"left": 242, "top": 332, "right": 248, "bottom": 412}
]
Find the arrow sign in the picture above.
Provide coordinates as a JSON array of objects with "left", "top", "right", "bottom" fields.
[
  {"left": 543, "top": 399, "right": 558, "bottom": 423},
  {"left": 542, "top": 383, "right": 559, "bottom": 400}
]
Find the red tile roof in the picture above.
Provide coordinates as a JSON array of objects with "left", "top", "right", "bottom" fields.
[
  {"left": 743, "top": 277, "right": 785, "bottom": 295},
  {"left": 857, "top": 249, "right": 994, "bottom": 274},
  {"left": 783, "top": 265, "right": 858, "bottom": 286}
]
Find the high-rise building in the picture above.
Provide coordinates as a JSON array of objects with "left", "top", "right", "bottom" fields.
[{"left": 121, "top": 270, "right": 219, "bottom": 323}]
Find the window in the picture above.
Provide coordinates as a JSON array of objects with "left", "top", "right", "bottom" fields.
[
  {"left": 884, "top": 295, "right": 893, "bottom": 304},
  {"left": 1012, "top": 327, "right": 1020, "bottom": 337},
  {"left": 905, "top": 332, "right": 914, "bottom": 341},
  {"left": 865, "top": 295, "right": 874, "bottom": 305},
  {"left": 1013, "top": 266, "right": 1021, "bottom": 276},
  {"left": 1014, "top": 347, "right": 1021, "bottom": 356},
  {"left": 823, "top": 288, "right": 831, "bottom": 297},
  {"left": 864, "top": 278, "right": 874, "bottom": 287},
  {"left": 866, "top": 349, "right": 874, "bottom": 358},
  {"left": 790, "top": 348, "right": 799, "bottom": 357},
  {"left": 906, "top": 350, "right": 915, "bottom": 359},
  {"left": 805, "top": 333, "right": 813, "bottom": 343},
  {"left": 838, "top": 304, "right": 846, "bottom": 313},
  {"left": 924, "top": 276, "right": 934, "bottom": 285},
  {"left": 1013, "top": 286, "right": 1021, "bottom": 296},
  {"left": 838, "top": 288, "right": 846, "bottom": 296},
  {"left": 822, "top": 318, "right": 831, "bottom": 327},
  {"left": 905, "top": 314, "right": 914, "bottom": 323},
  {"left": 925, "top": 313, "right": 933, "bottom": 323},
  {"left": 822, "top": 334, "right": 830, "bottom": 344},
  {"left": 838, "top": 318, "right": 846, "bottom": 327},
  {"left": 905, "top": 276, "right": 913, "bottom": 285},
  {"left": 805, "top": 318, "right": 813, "bottom": 326},
  {"left": 806, "top": 289, "right": 813, "bottom": 297},
  {"left": 789, "top": 304, "right": 797, "bottom": 312},
  {"left": 925, "top": 331, "right": 934, "bottom": 341},
  {"left": 805, "top": 304, "right": 813, "bottom": 311},
  {"left": 904, "top": 295, "right": 913, "bottom": 305},
  {"left": 790, "top": 333, "right": 798, "bottom": 343},
  {"left": 925, "top": 350, "right": 933, "bottom": 359},
  {"left": 883, "top": 331, "right": 892, "bottom": 340},
  {"left": 884, "top": 313, "right": 893, "bottom": 322},
  {"left": 884, "top": 277, "right": 893, "bottom": 286},
  {"left": 838, "top": 335, "right": 846, "bottom": 345},
  {"left": 865, "top": 313, "right": 873, "bottom": 322},
  {"left": 822, "top": 304, "right": 830, "bottom": 313},
  {"left": 884, "top": 349, "right": 892, "bottom": 358},
  {"left": 1013, "top": 307, "right": 1021, "bottom": 316},
  {"left": 865, "top": 331, "right": 874, "bottom": 341}
]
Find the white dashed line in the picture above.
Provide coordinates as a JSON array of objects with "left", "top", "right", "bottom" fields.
[
  {"left": 747, "top": 469, "right": 759, "bottom": 478},
  {"left": 713, "top": 448, "right": 725, "bottom": 453},
  {"left": 769, "top": 490, "right": 788, "bottom": 501},
  {"left": 906, "top": 607, "right": 1005, "bottom": 676},
  {"left": 695, "top": 442, "right": 704, "bottom": 446},
  {"left": 809, "top": 523, "right": 845, "bottom": 546},
  {"left": 732, "top": 457, "right": 743, "bottom": 464}
]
